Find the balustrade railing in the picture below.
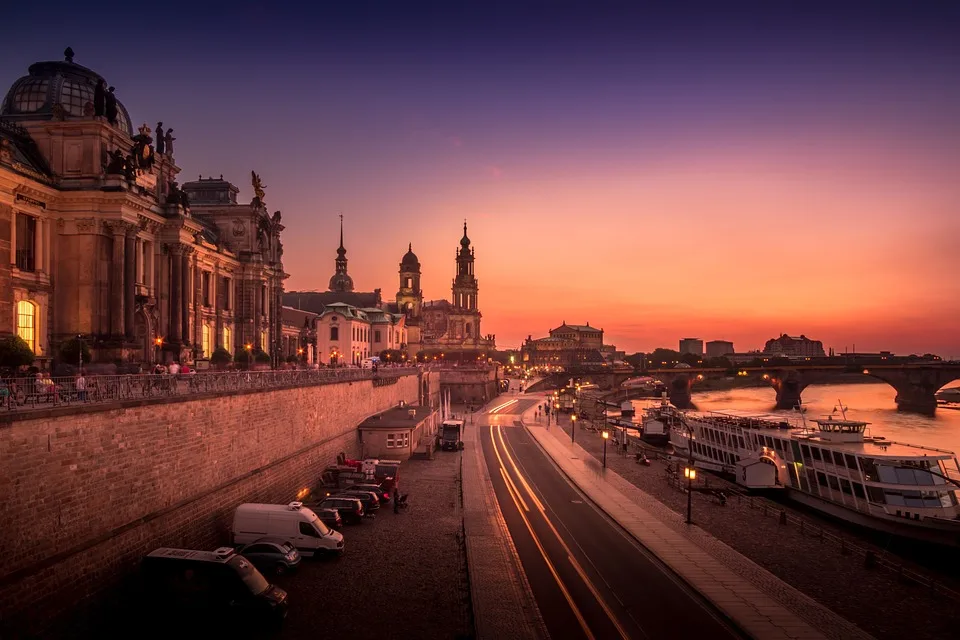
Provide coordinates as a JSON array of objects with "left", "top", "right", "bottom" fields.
[{"left": 0, "top": 368, "right": 412, "bottom": 413}]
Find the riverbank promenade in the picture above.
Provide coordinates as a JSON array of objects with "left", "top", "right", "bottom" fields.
[{"left": 520, "top": 400, "right": 873, "bottom": 640}]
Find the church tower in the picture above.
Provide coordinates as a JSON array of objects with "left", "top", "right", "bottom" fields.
[
  {"left": 328, "top": 214, "right": 354, "bottom": 292},
  {"left": 452, "top": 221, "right": 478, "bottom": 311},
  {"left": 397, "top": 243, "right": 422, "bottom": 317}
]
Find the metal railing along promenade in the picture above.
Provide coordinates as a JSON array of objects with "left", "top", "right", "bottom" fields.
[{"left": 0, "top": 368, "right": 413, "bottom": 414}]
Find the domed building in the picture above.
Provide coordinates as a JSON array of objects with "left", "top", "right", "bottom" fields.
[{"left": 0, "top": 49, "right": 289, "bottom": 367}]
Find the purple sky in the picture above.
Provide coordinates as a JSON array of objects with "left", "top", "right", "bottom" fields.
[{"left": 4, "top": 1, "right": 959, "bottom": 355}]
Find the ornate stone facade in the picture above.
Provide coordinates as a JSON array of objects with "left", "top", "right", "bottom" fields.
[{"left": 0, "top": 51, "right": 287, "bottom": 367}]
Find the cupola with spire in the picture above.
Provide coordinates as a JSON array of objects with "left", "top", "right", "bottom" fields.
[{"left": 328, "top": 214, "right": 355, "bottom": 292}]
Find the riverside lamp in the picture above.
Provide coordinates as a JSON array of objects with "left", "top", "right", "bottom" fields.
[
  {"left": 602, "top": 430, "right": 609, "bottom": 468},
  {"left": 684, "top": 465, "right": 697, "bottom": 524},
  {"left": 571, "top": 414, "right": 577, "bottom": 444}
]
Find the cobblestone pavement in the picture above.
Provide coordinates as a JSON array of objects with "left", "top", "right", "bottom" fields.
[
  {"left": 270, "top": 452, "right": 472, "bottom": 640},
  {"left": 539, "top": 409, "right": 960, "bottom": 640}
]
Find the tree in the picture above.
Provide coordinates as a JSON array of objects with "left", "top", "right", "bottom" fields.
[
  {"left": 59, "top": 337, "right": 91, "bottom": 367},
  {"left": 378, "top": 349, "right": 403, "bottom": 363},
  {"left": 254, "top": 350, "right": 271, "bottom": 364},
  {"left": 286, "top": 354, "right": 300, "bottom": 363},
  {"left": 235, "top": 349, "right": 252, "bottom": 367},
  {"left": 648, "top": 348, "right": 682, "bottom": 367},
  {"left": 0, "top": 336, "right": 35, "bottom": 369},
  {"left": 210, "top": 347, "right": 232, "bottom": 367},
  {"left": 624, "top": 352, "right": 645, "bottom": 369}
]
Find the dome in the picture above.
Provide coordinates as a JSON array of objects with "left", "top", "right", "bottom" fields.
[
  {"left": 329, "top": 273, "right": 355, "bottom": 293},
  {"left": 460, "top": 221, "right": 471, "bottom": 248},
  {"left": 401, "top": 243, "right": 420, "bottom": 269},
  {"left": 1, "top": 50, "right": 132, "bottom": 135}
]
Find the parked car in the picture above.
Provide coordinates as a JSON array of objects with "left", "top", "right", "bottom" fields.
[
  {"left": 330, "top": 490, "right": 380, "bottom": 513},
  {"left": 316, "top": 496, "right": 365, "bottom": 525},
  {"left": 141, "top": 546, "right": 288, "bottom": 628},
  {"left": 315, "top": 507, "right": 343, "bottom": 530},
  {"left": 345, "top": 483, "right": 391, "bottom": 503},
  {"left": 232, "top": 502, "right": 344, "bottom": 557},
  {"left": 239, "top": 538, "right": 301, "bottom": 575}
]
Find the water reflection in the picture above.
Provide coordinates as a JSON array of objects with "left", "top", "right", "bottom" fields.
[{"left": 687, "top": 383, "right": 960, "bottom": 454}]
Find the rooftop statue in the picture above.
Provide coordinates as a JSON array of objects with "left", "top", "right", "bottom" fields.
[{"left": 251, "top": 170, "right": 266, "bottom": 205}]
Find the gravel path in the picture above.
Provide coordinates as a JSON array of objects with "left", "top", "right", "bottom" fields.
[
  {"left": 271, "top": 452, "right": 472, "bottom": 640},
  {"left": 548, "top": 416, "right": 960, "bottom": 640}
]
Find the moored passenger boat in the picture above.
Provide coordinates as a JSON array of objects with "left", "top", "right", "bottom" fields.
[{"left": 669, "top": 404, "right": 960, "bottom": 546}]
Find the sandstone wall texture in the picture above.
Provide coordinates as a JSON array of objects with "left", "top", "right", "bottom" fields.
[
  {"left": 439, "top": 368, "right": 500, "bottom": 404},
  {"left": 0, "top": 372, "right": 423, "bottom": 635}
]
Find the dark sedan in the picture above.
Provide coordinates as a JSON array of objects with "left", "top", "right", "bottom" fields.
[
  {"left": 238, "top": 538, "right": 301, "bottom": 576},
  {"left": 316, "top": 497, "right": 365, "bottom": 525},
  {"left": 345, "top": 483, "right": 391, "bottom": 503},
  {"left": 330, "top": 490, "right": 380, "bottom": 514}
]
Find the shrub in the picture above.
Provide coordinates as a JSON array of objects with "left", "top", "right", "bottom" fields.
[
  {"left": 211, "top": 347, "right": 232, "bottom": 366},
  {"left": 0, "top": 335, "right": 35, "bottom": 369},
  {"left": 254, "top": 350, "right": 271, "bottom": 364},
  {"left": 59, "top": 337, "right": 92, "bottom": 367}
]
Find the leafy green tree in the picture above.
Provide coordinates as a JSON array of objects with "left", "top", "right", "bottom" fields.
[
  {"left": 0, "top": 336, "right": 35, "bottom": 369},
  {"left": 648, "top": 348, "right": 682, "bottom": 367},
  {"left": 210, "top": 347, "right": 232, "bottom": 366},
  {"left": 59, "top": 337, "right": 91, "bottom": 367}
]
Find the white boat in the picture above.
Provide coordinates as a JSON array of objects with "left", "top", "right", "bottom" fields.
[
  {"left": 936, "top": 387, "right": 960, "bottom": 403},
  {"left": 668, "top": 403, "right": 960, "bottom": 546},
  {"left": 637, "top": 396, "right": 681, "bottom": 446}
]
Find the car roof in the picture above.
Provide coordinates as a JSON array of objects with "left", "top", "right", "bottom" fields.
[{"left": 242, "top": 537, "right": 293, "bottom": 548}]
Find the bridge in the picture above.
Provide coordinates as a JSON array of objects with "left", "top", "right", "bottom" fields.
[{"left": 528, "top": 363, "right": 960, "bottom": 414}]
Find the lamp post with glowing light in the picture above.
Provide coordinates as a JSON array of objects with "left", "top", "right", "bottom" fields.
[
  {"left": 571, "top": 413, "right": 577, "bottom": 444},
  {"left": 244, "top": 343, "right": 253, "bottom": 370},
  {"left": 154, "top": 336, "right": 163, "bottom": 364},
  {"left": 602, "top": 430, "right": 609, "bottom": 468}
]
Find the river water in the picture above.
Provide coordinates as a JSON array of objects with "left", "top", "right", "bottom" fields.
[{"left": 680, "top": 383, "right": 960, "bottom": 456}]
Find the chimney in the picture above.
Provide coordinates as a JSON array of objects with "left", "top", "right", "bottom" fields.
[{"left": 408, "top": 409, "right": 417, "bottom": 419}]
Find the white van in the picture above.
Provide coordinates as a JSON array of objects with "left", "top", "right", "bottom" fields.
[
  {"left": 361, "top": 357, "right": 379, "bottom": 369},
  {"left": 232, "top": 502, "right": 344, "bottom": 557}
]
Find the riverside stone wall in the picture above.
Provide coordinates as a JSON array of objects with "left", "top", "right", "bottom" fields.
[{"left": 0, "top": 372, "right": 431, "bottom": 635}]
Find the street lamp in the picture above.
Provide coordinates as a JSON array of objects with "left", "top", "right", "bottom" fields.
[
  {"left": 244, "top": 343, "right": 253, "bottom": 368},
  {"left": 601, "top": 430, "right": 609, "bottom": 468},
  {"left": 684, "top": 465, "right": 697, "bottom": 524},
  {"left": 571, "top": 414, "right": 577, "bottom": 444}
]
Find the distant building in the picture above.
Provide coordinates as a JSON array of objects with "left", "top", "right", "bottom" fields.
[
  {"left": 313, "top": 303, "right": 406, "bottom": 365},
  {"left": 764, "top": 334, "right": 825, "bottom": 358},
  {"left": 679, "top": 338, "right": 703, "bottom": 356},
  {"left": 705, "top": 340, "right": 734, "bottom": 359},
  {"left": 280, "top": 306, "right": 317, "bottom": 364},
  {"left": 521, "top": 322, "right": 613, "bottom": 368}
]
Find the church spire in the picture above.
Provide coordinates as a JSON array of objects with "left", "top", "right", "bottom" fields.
[
  {"left": 337, "top": 213, "right": 346, "bottom": 257},
  {"left": 329, "top": 213, "right": 354, "bottom": 292}
]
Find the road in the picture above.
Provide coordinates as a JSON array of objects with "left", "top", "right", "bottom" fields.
[{"left": 480, "top": 394, "right": 743, "bottom": 640}]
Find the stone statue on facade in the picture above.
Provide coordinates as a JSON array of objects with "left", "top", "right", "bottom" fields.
[
  {"left": 105, "top": 149, "right": 127, "bottom": 175},
  {"left": 166, "top": 180, "right": 190, "bottom": 209},
  {"left": 64, "top": 47, "right": 75, "bottom": 63},
  {"left": 94, "top": 79, "right": 106, "bottom": 117},
  {"left": 271, "top": 210, "right": 281, "bottom": 224},
  {"left": 163, "top": 129, "right": 175, "bottom": 157},
  {"left": 105, "top": 87, "right": 118, "bottom": 125},
  {"left": 130, "top": 124, "right": 155, "bottom": 173},
  {"left": 0, "top": 138, "right": 13, "bottom": 164},
  {"left": 251, "top": 171, "right": 266, "bottom": 207},
  {"left": 156, "top": 122, "right": 165, "bottom": 154}
]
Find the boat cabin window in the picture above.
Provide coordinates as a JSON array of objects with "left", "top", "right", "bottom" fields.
[
  {"left": 844, "top": 454, "right": 858, "bottom": 469},
  {"left": 866, "top": 485, "right": 885, "bottom": 502},
  {"left": 832, "top": 451, "right": 845, "bottom": 467},
  {"left": 811, "top": 448, "right": 823, "bottom": 462},
  {"left": 860, "top": 458, "right": 878, "bottom": 480},
  {"left": 800, "top": 444, "right": 811, "bottom": 462},
  {"left": 828, "top": 475, "right": 841, "bottom": 491},
  {"left": 852, "top": 483, "right": 866, "bottom": 499},
  {"left": 816, "top": 471, "right": 828, "bottom": 487}
]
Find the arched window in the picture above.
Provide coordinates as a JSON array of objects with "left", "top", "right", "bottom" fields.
[
  {"left": 223, "top": 325, "right": 232, "bottom": 351},
  {"left": 202, "top": 324, "right": 212, "bottom": 358},
  {"left": 465, "top": 322, "right": 472, "bottom": 337},
  {"left": 260, "top": 331, "right": 267, "bottom": 352},
  {"left": 16, "top": 300, "right": 38, "bottom": 353}
]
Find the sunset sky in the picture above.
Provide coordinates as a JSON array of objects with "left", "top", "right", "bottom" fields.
[{"left": 5, "top": 2, "right": 959, "bottom": 356}]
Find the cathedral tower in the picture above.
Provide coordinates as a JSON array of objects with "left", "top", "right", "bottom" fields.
[
  {"left": 397, "top": 243, "right": 422, "bottom": 317},
  {"left": 452, "top": 221, "right": 478, "bottom": 311},
  {"left": 328, "top": 214, "right": 354, "bottom": 292}
]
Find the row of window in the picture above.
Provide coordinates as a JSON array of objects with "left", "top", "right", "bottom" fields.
[
  {"left": 692, "top": 440, "right": 741, "bottom": 466},
  {"left": 385, "top": 433, "right": 410, "bottom": 449},
  {"left": 791, "top": 466, "right": 956, "bottom": 510}
]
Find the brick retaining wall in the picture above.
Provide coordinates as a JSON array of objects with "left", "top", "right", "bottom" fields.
[{"left": 0, "top": 373, "right": 424, "bottom": 636}]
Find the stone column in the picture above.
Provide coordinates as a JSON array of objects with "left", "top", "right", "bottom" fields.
[
  {"left": 124, "top": 230, "right": 136, "bottom": 338},
  {"left": 9, "top": 212, "right": 16, "bottom": 265},
  {"left": 35, "top": 218, "right": 44, "bottom": 273},
  {"left": 169, "top": 247, "right": 182, "bottom": 343},
  {"left": 110, "top": 224, "right": 126, "bottom": 337},
  {"left": 181, "top": 250, "right": 191, "bottom": 346}
]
